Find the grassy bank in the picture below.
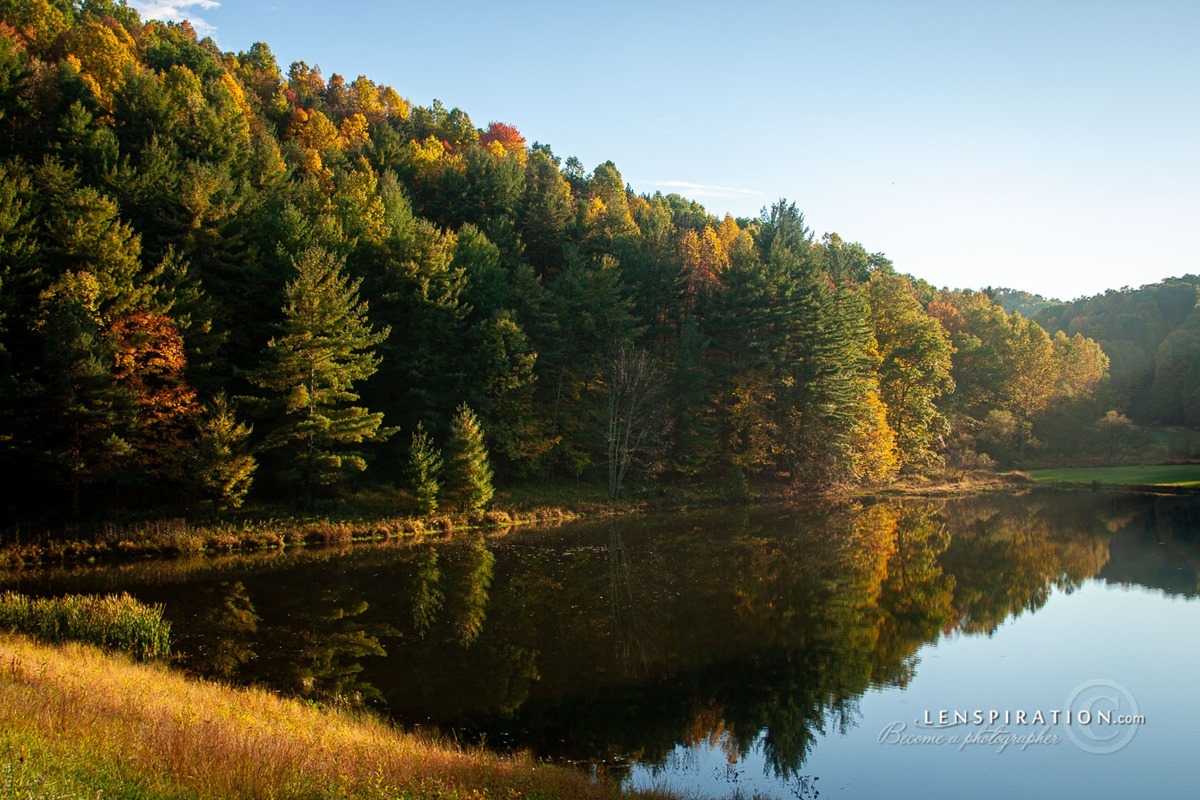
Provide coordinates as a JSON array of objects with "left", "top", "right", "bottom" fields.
[
  {"left": 0, "top": 634, "right": 655, "bottom": 800},
  {"left": 0, "top": 474, "right": 1032, "bottom": 568},
  {"left": 0, "top": 502, "right": 578, "bottom": 568},
  {"left": 879, "top": 470, "right": 1025, "bottom": 497},
  {"left": 0, "top": 478, "right": 767, "bottom": 568},
  {"left": 1026, "top": 464, "right": 1200, "bottom": 490}
]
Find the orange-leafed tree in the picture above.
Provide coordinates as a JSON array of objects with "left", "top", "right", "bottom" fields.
[
  {"left": 679, "top": 225, "right": 729, "bottom": 309},
  {"left": 338, "top": 112, "right": 370, "bottom": 150},
  {"left": 109, "top": 310, "right": 201, "bottom": 476},
  {"left": 0, "top": 0, "right": 71, "bottom": 52},
  {"left": 376, "top": 84, "right": 408, "bottom": 120},
  {"left": 286, "top": 106, "right": 340, "bottom": 153}
]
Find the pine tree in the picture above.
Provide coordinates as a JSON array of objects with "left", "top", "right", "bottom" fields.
[
  {"left": 407, "top": 422, "right": 442, "bottom": 515},
  {"left": 36, "top": 274, "right": 136, "bottom": 515},
  {"left": 444, "top": 403, "right": 494, "bottom": 514},
  {"left": 252, "top": 246, "right": 391, "bottom": 501},
  {"left": 194, "top": 393, "right": 256, "bottom": 516}
]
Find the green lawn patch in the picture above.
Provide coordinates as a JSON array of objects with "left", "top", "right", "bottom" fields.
[{"left": 1026, "top": 464, "right": 1200, "bottom": 488}]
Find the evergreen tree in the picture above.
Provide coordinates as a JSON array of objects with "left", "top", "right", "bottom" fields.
[
  {"left": 252, "top": 246, "right": 391, "bottom": 501},
  {"left": 194, "top": 393, "right": 256, "bottom": 516},
  {"left": 407, "top": 422, "right": 442, "bottom": 515},
  {"left": 357, "top": 190, "right": 468, "bottom": 454},
  {"left": 444, "top": 403, "right": 494, "bottom": 514},
  {"left": 539, "top": 254, "right": 636, "bottom": 476},
  {"left": 788, "top": 277, "right": 893, "bottom": 490},
  {"left": 518, "top": 148, "right": 572, "bottom": 277},
  {"left": 36, "top": 274, "right": 136, "bottom": 515}
]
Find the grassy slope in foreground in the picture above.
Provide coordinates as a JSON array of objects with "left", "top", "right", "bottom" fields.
[
  {"left": 1026, "top": 464, "right": 1200, "bottom": 488},
  {"left": 0, "top": 635, "right": 649, "bottom": 800}
]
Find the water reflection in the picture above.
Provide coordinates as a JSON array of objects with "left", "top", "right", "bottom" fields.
[
  {"left": 178, "top": 580, "right": 258, "bottom": 678},
  {"left": 255, "top": 583, "right": 394, "bottom": 703},
  {"left": 3, "top": 490, "right": 1197, "bottom": 783}
]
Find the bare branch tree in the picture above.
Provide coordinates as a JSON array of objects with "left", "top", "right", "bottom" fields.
[{"left": 605, "top": 347, "right": 668, "bottom": 501}]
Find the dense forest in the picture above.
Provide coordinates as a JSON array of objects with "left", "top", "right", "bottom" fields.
[{"left": 0, "top": 1, "right": 1175, "bottom": 523}]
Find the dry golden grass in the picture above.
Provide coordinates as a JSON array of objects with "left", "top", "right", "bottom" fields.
[
  {"left": 0, "top": 634, "right": 636, "bottom": 800},
  {"left": 0, "top": 505, "right": 579, "bottom": 568}
]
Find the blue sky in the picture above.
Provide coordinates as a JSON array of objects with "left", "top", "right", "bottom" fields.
[{"left": 129, "top": 1, "right": 1200, "bottom": 301}]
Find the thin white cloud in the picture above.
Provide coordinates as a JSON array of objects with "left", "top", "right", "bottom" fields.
[
  {"left": 128, "top": 0, "right": 220, "bottom": 37},
  {"left": 646, "top": 180, "right": 762, "bottom": 199}
]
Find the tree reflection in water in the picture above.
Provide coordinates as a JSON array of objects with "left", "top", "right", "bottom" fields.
[
  {"left": 177, "top": 580, "right": 259, "bottom": 678},
  {"left": 12, "top": 490, "right": 1199, "bottom": 781}
]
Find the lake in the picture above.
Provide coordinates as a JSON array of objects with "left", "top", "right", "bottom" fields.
[{"left": 4, "top": 489, "right": 1199, "bottom": 799}]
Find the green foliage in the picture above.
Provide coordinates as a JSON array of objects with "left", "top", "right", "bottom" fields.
[
  {"left": 443, "top": 404, "right": 494, "bottom": 514},
  {"left": 723, "top": 464, "right": 751, "bottom": 503},
  {"left": 538, "top": 255, "right": 635, "bottom": 476},
  {"left": 931, "top": 290, "right": 1111, "bottom": 466},
  {"left": 0, "top": 0, "right": 1128, "bottom": 520},
  {"left": 252, "top": 246, "right": 391, "bottom": 500},
  {"left": 1036, "top": 277, "right": 1200, "bottom": 422},
  {"left": 35, "top": 273, "right": 136, "bottom": 513},
  {"left": 0, "top": 591, "right": 171, "bottom": 661},
  {"left": 193, "top": 394, "right": 256, "bottom": 515},
  {"left": 407, "top": 422, "right": 442, "bottom": 516},
  {"left": 518, "top": 149, "right": 572, "bottom": 276}
]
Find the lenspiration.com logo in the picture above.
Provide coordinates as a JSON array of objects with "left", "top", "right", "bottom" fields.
[
  {"left": 1063, "top": 679, "right": 1143, "bottom": 754},
  {"left": 877, "top": 679, "right": 1145, "bottom": 754}
]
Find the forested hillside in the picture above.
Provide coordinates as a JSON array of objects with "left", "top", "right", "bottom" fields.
[
  {"left": 0, "top": 2, "right": 1119, "bottom": 521},
  {"left": 1033, "top": 276, "right": 1200, "bottom": 426}
]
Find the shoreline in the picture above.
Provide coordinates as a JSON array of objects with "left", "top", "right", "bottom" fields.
[{"left": 6, "top": 468, "right": 1191, "bottom": 569}]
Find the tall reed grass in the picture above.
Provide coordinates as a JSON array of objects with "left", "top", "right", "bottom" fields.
[{"left": 0, "top": 592, "right": 170, "bottom": 661}]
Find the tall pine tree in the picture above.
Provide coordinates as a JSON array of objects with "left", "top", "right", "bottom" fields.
[{"left": 252, "top": 246, "right": 391, "bottom": 501}]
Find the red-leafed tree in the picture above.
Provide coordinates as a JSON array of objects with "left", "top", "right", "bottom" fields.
[{"left": 479, "top": 121, "right": 526, "bottom": 155}]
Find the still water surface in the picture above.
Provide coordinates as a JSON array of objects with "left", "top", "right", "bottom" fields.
[{"left": 6, "top": 490, "right": 1199, "bottom": 798}]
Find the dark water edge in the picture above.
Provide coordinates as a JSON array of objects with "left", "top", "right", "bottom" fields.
[{"left": 2, "top": 490, "right": 1198, "bottom": 798}]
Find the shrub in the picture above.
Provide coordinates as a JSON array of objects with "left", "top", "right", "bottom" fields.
[
  {"left": 483, "top": 510, "right": 512, "bottom": 526},
  {"left": 0, "top": 592, "right": 170, "bottom": 661}
]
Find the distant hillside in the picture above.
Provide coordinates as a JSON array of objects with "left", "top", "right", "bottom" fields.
[
  {"left": 1034, "top": 276, "right": 1200, "bottom": 424},
  {"left": 989, "top": 288, "right": 1058, "bottom": 319}
]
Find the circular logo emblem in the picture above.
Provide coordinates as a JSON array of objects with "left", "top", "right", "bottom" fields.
[{"left": 1063, "top": 679, "right": 1140, "bottom": 754}]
